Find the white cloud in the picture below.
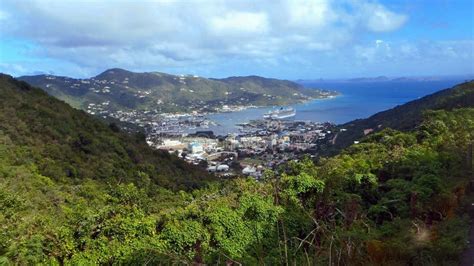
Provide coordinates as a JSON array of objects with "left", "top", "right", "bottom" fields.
[
  {"left": 0, "top": 63, "right": 26, "bottom": 74},
  {"left": 355, "top": 39, "right": 473, "bottom": 65},
  {"left": 361, "top": 2, "right": 408, "bottom": 32},
  {"left": 284, "top": 0, "right": 333, "bottom": 28},
  {"left": 0, "top": 0, "right": 412, "bottom": 76},
  {"left": 209, "top": 11, "right": 269, "bottom": 35}
]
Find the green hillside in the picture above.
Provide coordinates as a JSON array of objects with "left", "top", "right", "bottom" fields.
[
  {"left": 1, "top": 76, "right": 473, "bottom": 264},
  {"left": 324, "top": 80, "right": 474, "bottom": 154},
  {"left": 0, "top": 74, "right": 213, "bottom": 190},
  {"left": 19, "top": 68, "right": 337, "bottom": 114}
]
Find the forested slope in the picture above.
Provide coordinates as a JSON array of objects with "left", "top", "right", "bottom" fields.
[
  {"left": 0, "top": 74, "right": 212, "bottom": 190},
  {"left": 1, "top": 75, "right": 473, "bottom": 264}
]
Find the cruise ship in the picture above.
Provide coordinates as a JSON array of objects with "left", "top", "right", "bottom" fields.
[{"left": 263, "top": 107, "right": 296, "bottom": 120}]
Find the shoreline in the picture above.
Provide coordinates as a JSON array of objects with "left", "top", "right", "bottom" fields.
[{"left": 160, "top": 93, "right": 341, "bottom": 119}]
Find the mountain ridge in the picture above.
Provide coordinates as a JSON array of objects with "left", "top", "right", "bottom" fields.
[{"left": 19, "top": 68, "right": 337, "bottom": 114}]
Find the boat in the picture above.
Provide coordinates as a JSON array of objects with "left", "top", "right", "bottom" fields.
[{"left": 263, "top": 107, "right": 296, "bottom": 120}]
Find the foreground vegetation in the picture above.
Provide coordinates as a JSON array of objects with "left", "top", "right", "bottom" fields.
[{"left": 1, "top": 75, "right": 473, "bottom": 264}]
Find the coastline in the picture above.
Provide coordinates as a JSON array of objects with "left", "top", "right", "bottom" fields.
[{"left": 159, "top": 93, "right": 341, "bottom": 119}]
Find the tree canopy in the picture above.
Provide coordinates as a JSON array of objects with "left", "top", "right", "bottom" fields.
[{"left": 1, "top": 75, "right": 473, "bottom": 264}]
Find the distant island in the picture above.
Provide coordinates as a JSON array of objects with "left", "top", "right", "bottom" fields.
[
  {"left": 297, "top": 74, "right": 474, "bottom": 83},
  {"left": 19, "top": 68, "right": 338, "bottom": 117}
]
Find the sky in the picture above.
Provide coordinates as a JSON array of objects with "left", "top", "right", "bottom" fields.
[{"left": 0, "top": 0, "right": 473, "bottom": 79}]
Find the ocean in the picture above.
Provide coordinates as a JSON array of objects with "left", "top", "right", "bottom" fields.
[{"left": 205, "top": 79, "right": 468, "bottom": 135}]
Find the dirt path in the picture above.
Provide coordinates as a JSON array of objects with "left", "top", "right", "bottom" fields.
[{"left": 330, "top": 132, "right": 339, "bottom": 145}]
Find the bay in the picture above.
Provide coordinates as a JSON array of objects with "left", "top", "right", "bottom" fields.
[{"left": 205, "top": 79, "right": 468, "bottom": 135}]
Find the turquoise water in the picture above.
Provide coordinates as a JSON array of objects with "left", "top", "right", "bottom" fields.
[{"left": 205, "top": 79, "right": 467, "bottom": 135}]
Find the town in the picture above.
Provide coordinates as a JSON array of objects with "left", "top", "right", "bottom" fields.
[
  {"left": 61, "top": 71, "right": 338, "bottom": 177},
  {"left": 82, "top": 90, "right": 338, "bottom": 178},
  {"left": 145, "top": 115, "right": 336, "bottom": 179}
]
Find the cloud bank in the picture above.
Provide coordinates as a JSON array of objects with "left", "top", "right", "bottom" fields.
[{"left": 0, "top": 0, "right": 472, "bottom": 78}]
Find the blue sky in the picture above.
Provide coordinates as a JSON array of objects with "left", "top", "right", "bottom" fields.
[{"left": 0, "top": 0, "right": 473, "bottom": 79}]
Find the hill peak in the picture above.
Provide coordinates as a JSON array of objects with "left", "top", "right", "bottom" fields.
[
  {"left": 95, "top": 68, "right": 134, "bottom": 79},
  {"left": 19, "top": 68, "right": 336, "bottom": 113}
]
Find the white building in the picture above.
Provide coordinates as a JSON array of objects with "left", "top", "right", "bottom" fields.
[
  {"left": 189, "top": 142, "right": 204, "bottom": 154},
  {"left": 242, "top": 165, "right": 257, "bottom": 175},
  {"left": 207, "top": 164, "right": 230, "bottom": 172},
  {"left": 158, "top": 139, "right": 185, "bottom": 150}
]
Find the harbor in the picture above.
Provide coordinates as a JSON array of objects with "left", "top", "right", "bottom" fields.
[
  {"left": 146, "top": 106, "right": 336, "bottom": 178},
  {"left": 106, "top": 79, "right": 463, "bottom": 179}
]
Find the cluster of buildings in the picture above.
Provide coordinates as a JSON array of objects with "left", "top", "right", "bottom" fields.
[
  {"left": 40, "top": 75, "right": 338, "bottom": 178},
  {"left": 86, "top": 101, "right": 110, "bottom": 116},
  {"left": 146, "top": 119, "right": 335, "bottom": 178}
]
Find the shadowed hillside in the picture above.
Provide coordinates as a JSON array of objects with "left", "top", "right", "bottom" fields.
[{"left": 0, "top": 74, "right": 213, "bottom": 190}]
